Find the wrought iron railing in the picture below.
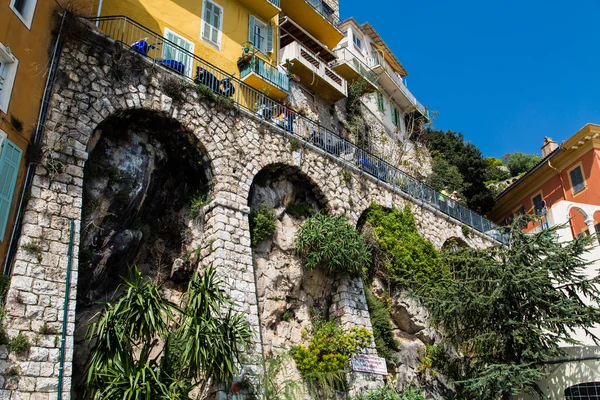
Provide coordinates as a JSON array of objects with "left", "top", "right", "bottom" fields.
[
  {"left": 304, "top": 0, "right": 342, "bottom": 27},
  {"left": 239, "top": 56, "right": 290, "bottom": 92},
  {"left": 90, "top": 16, "right": 505, "bottom": 243}
]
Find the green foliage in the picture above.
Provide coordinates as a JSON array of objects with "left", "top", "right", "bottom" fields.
[
  {"left": 364, "top": 204, "right": 447, "bottom": 288},
  {"left": 189, "top": 192, "right": 211, "bottom": 218},
  {"left": 241, "top": 354, "right": 306, "bottom": 400},
  {"left": 8, "top": 333, "right": 31, "bottom": 354},
  {"left": 282, "top": 310, "right": 292, "bottom": 322},
  {"left": 0, "top": 311, "right": 9, "bottom": 346},
  {"left": 486, "top": 157, "right": 504, "bottom": 167},
  {"left": 250, "top": 205, "right": 276, "bottom": 246},
  {"left": 40, "top": 322, "right": 59, "bottom": 335},
  {"left": 160, "top": 76, "right": 187, "bottom": 103},
  {"left": 289, "top": 137, "right": 300, "bottom": 152},
  {"left": 419, "top": 216, "right": 600, "bottom": 399},
  {"left": 350, "top": 384, "right": 427, "bottom": 400},
  {"left": 0, "top": 274, "right": 10, "bottom": 299},
  {"left": 424, "top": 129, "right": 495, "bottom": 213},
  {"left": 342, "top": 169, "right": 353, "bottom": 185},
  {"left": 461, "top": 225, "right": 471, "bottom": 238},
  {"left": 22, "top": 241, "right": 43, "bottom": 263},
  {"left": 425, "top": 158, "right": 464, "bottom": 197},
  {"left": 418, "top": 344, "right": 449, "bottom": 377},
  {"left": 295, "top": 213, "right": 371, "bottom": 277},
  {"left": 292, "top": 319, "right": 372, "bottom": 393},
  {"left": 483, "top": 164, "right": 511, "bottom": 183},
  {"left": 85, "top": 266, "right": 253, "bottom": 399},
  {"left": 194, "top": 83, "right": 236, "bottom": 111},
  {"left": 285, "top": 201, "right": 314, "bottom": 218},
  {"left": 502, "top": 152, "right": 542, "bottom": 176},
  {"left": 365, "top": 291, "right": 398, "bottom": 365}
]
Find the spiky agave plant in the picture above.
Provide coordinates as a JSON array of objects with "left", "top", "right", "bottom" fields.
[{"left": 85, "top": 265, "right": 253, "bottom": 399}]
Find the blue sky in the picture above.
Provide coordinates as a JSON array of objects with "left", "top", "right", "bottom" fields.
[{"left": 340, "top": 0, "right": 600, "bottom": 159}]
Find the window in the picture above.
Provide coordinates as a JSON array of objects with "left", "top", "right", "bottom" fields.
[
  {"left": 352, "top": 31, "right": 362, "bottom": 51},
  {"left": 376, "top": 91, "right": 385, "bottom": 113},
  {"left": 532, "top": 193, "right": 544, "bottom": 215},
  {"left": 202, "top": 0, "right": 223, "bottom": 49},
  {"left": 370, "top": 47, "right": 380, "bottom": 66},
  {"left": 321, "top": 2, "right": 335, "bottom": 23},
  {"left": 0, "top": 43, "right": 18, "bottom": 114},
  {"left": 0, "top": 137, "right": 22, "bottom": 241},
  {"left": 10, "top": 0, "right": 38, "bottom": 29},
  {"left": 248, "top": 16, "right": 273, "bottom": 54},
  {"left": 595, "top": 223, "right": 600, "bottom": 245},
  {"left": 163, "top": 28, "right": 195, "bottom": 77},
  {"left": 391, "top": 105, "right": 401, "bottom": 129},
  {"left": 565, "top": 381, "right": 600, "bottom": 399},
  {"left": 569, "top": 164, "right": 586, "bottom": 194}
]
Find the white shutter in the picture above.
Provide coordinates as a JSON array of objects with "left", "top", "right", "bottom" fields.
[
  {"left": 248, "top": 15, "right": 256, "bottom": 45},
  {"left": 266, "top": 25, "right": 274, "bottom": 53},
  {"left": 202, "top": 0, "right": 223, "bottom": 48}
]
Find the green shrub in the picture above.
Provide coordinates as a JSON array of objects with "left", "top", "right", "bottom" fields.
[
  {"left": 365, "top": 291, "right": 398, "bottom": 365},
  {"left": 250, "top": 205, "right": 276, "bottom": 246},
  {"left": 291, "top": 319, "right": 372, "bottom": 391},
  {"left": 364, "top": 204, "right": 448, "bottom": 288},
  {"left": 22, "top": 241, "right": 43, "bottom": 263},
  {"left": 295, "top": 213, "right": 370, "bottom": 277},
  {"left": 285, "top": 201, "right": 314, "bottom": 218},
  {"left": 0, "top": 311, "right": 8, "bottom": 345},
  {"left": 8, "top": 333, "right": 31, "bottom": 354},
  {"left": 418, "top": 344, "right": 449, "bottom": 377},
  {"left": 350, "top": 384, "right": 427, "bottom": 400},
  {"left": 289, "top": 137, "right": 300, "bottom": 152},
  {"left": 0, "top": 274, "right": 10, "bottom": 300},
  {"left": 189, "top": 192, "right": 211, "bottom": 218},
  {"left": 10, "top": 115, "right": 23, "bottom": 132}
]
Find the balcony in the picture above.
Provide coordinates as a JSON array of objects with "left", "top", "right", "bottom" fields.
[
  {"left": 279, "top": 0, "right": 344, "bottom": 49},
  {"left": 369, "top": 61, "right": 428, "bottom": 119},
  {"left": 238, "top": 0, "right": 281, "bottom": 21},
  {"left": 331, "top": 47, "right": 377, "bottom": 94},
  {"left": 281, "top": 41, "right": 347, "bottom": 103},
  {"left": 239, "top": 56, "right": 289, "bottom": 100}
]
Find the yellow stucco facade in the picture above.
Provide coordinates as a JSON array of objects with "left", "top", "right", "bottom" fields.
[{"left": 95, "top": 0, "right": 282, "bottom": 85}]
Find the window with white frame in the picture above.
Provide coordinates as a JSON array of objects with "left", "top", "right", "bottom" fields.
[
  {"left": 248, "top": 16, "right": 273, "bottom": 54},
  {"left": 202, "top": 0, "right": 223, "bottom": 49},
  {"left": 352, "top": 31, "right": 362, "bottom": 51},
  {"left": 163, "top": 28, "right": 195, "bottom": 78},
  {"left": 10, "top": 0, "right": 38, "bottom": 29},
  {"left": 0, "top": 43, "right": 18, "bottom": 114}
]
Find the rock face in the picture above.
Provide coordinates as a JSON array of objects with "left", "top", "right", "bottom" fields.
[{"left": 72, "top": 111, "right": 211, "bottom": 396}]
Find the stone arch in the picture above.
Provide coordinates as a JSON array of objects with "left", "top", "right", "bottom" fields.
[
  {"left": 441, "top": 236, "right": 470, "bottom": 252},
  {"left": 72, "top": 108, "right": 214, "bottom": 396},
  {"left": 569, "top": 206, "right": 589, "bottom": 238}
]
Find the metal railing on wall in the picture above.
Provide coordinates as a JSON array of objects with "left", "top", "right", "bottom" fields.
[{"left": 90, "top": 15, "right": 505, "bottom": 243}]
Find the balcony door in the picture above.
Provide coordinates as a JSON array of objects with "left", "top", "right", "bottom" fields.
[{"left": 163, "top": 28, "right": 195, "bottom": 78}]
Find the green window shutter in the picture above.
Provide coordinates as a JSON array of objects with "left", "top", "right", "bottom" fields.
[
  {"left": 266, "top": 25, "right": 274, "bottom": 53},
  {"left": 391, "top": 105, "right": 397, "bottom": 126},
  {"left": 0, "top": 139, "right": 22, "bottom": 241},
  {"left": 376, "top": 91, "right": 384, "bottom": 112},
  {"left": 248, "top": 15, "right": 256, "bottom": 45}
]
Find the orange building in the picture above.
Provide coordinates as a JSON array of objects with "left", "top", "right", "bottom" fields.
[
  {"left": 0, "top": 0, "right": 95, "bottom": 268},
  {"left": 489, "top": 123, "right": 600, "bottom": 239}
]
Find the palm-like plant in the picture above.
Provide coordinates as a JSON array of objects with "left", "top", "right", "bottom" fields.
[{"left": 85, "top": 266, "right": 253, "bottom": 399}]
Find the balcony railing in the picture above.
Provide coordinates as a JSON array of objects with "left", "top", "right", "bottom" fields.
[
  {"left": 90, "top": 16, "right": 505, "bottom": 243},
  {"left": 239, "top": 56, "right": 290, "bottom": 93},
  {"left": 281, "top": 41, "right": 347, "bottom": 97},
  {"left": 332, "top": 47, "right": 378, "bottom": 87},
  {"left": 370, "top": 59, "right": 428, "bottom": 118},
  {"left": 304, "top": 0, "right": 341, "bottom": 26},
  {"left": 268, "top": 0, "right": 280, "bottom": 6}
]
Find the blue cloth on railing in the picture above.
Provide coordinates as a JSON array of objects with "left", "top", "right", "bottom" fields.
[
  {"left": 131, "top": 40, "right": 151, "bottom": 56},
  {"left": 161, "top": 60, "right": 185, "bottom": 75}
]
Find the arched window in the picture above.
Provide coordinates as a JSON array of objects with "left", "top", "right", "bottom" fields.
[{"left": 564, "top": 382, "right": 600, "bottom": 399}]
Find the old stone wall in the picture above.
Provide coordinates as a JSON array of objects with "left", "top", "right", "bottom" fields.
[{"left": 0, "top": 30, "right": 493, "bottom": 399}]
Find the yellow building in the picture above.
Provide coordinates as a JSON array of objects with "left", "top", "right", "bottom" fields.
[
  {"left": 94, "top": 0, "right": 290, "bottom": 100},
  {"left": 0, "top": 0, "right": 96, "bottom": 267}
]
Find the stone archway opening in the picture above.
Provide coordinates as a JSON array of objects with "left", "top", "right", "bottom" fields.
[
  {"left": 73, "top": 109, "right": 212, "bottom": 396},
  {"left": 247, "top": 163, "right": 330, "bottom": 354},
  {"left": 569, "top": 206, "right": 589, "bottom": 239}
]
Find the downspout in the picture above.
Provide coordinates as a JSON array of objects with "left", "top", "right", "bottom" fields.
[
  {"left": 96, "top": 0, "right": 103, "bottom": 26},
  {"left": 57, "top": 218, "right": 75, "bottom": 400}
]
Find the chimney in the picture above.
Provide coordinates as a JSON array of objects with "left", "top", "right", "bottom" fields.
[{"left": 541, "top": 137, "right": 558, "bottom": 157}]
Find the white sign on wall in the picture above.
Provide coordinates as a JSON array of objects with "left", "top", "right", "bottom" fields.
[{"left": 351, "top": 354, "right": 388, "bottom": 375}]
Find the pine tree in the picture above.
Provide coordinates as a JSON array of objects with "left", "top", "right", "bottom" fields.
[{"left": 420, "top": 215, "right": 600, "bottom": 399}]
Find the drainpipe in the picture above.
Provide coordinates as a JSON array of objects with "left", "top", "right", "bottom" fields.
[{"left": 57, "top": 218, "right": 75, "bottom": 400}]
